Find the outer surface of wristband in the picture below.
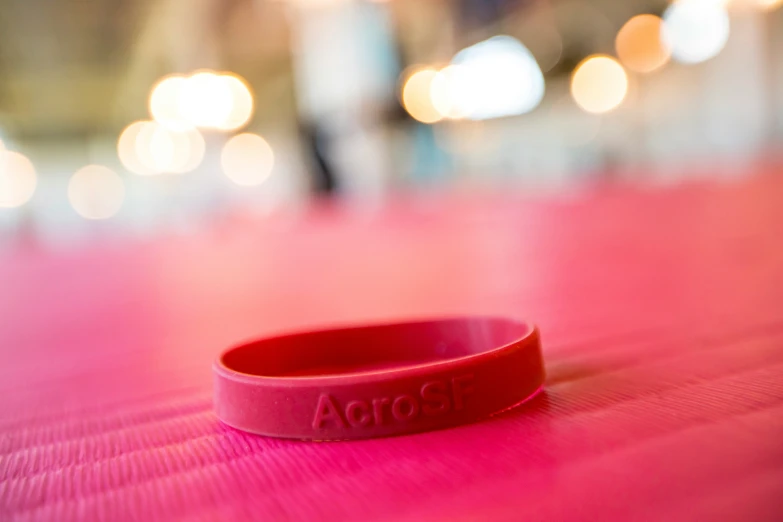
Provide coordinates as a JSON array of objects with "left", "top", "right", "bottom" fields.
[{"left": 214, "top": 317, "right": 544, "bottom": 440}]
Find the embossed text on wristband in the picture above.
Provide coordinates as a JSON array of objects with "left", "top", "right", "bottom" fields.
[{"left": 213, "top": 317, "right": 545, "bottom": 440}]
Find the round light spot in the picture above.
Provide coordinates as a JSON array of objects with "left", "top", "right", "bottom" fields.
[
  {"left": 218, "top": 74, "right": 254, "bottom": 131},
  {"left": 662, "top": 0, "right": 730, "bottom": 64},
  {"left": 118, "top": 122, "right": 156, "bottom": 176},
  {"left": 68, "top": 165, "right": 125, "bottom": 220},
  {"left": 149, "top": 75, "right": 190, "bottom": 131},
  {"left": 134, "top": 121, "right": 204, "bottom": 174},
  {"left": 179, "top": 71, "right": 233, "bottom": 129},
  {"left": 616, "top": 15, "right": 671, "bottom": 73},
  {"left": 0, "top": 151, "right": 36, "bottom": 208},
  {"left": 150, "top": 71, "right": 254, "bottom": 131},
  {"left": 176, "top": 127, "right": 206, "bottom": 173},
  {"left": 571, "top": 55, "right": 629, "bottom": 114},
  {"left": 430, "top": 65, "right": 466, "bottom": 120},
  {"left": 401, "top": 68, "right": 443, "bottom": 124},
  {"left": 221, "top": 133, "right": 274, "bottom": 186}
]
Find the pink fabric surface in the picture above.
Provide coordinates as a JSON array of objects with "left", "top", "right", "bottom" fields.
[{"left": 2, "top": 175, "right": 783, "bottom": 521}]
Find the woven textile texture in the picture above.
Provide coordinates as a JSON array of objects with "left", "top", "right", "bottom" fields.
[{"left": 2, "top": 175, "right": 783, "bottom": 521}]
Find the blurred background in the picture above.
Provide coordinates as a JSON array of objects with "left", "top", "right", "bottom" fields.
[{"left": 0, "top": 0, "right": 782, "bottom": 246}]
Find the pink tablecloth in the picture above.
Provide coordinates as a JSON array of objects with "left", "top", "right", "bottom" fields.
[{"left": 2, "top": 175, "right": 783, "bottom": 521}]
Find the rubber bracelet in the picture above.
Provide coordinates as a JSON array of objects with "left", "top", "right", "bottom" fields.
[{"left": 214, "top": 317, "right": 544, "bottom": 440}]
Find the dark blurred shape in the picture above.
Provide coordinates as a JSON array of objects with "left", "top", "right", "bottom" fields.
[{"left": 300, "top": 121, "right": 338, "bottom": 195}]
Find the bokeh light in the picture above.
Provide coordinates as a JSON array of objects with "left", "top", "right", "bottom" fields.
[
  {"left": 176, "top": 127, "right": 206, "bottom": 173},
  {"left": 662, "top": 0, "right": 730, "bottom": 64},
  {"left": 149, "top": 75, "right": 189, "bottom": 131},
  {"left": 179, "top": 71, "right": 234, "bottom": 129},
  {"left": 615, "top": 15, "right": 671, "bottom": 73},
  {"left": 130, "top": 121, "right": 204, "bottom": 175},
  {"left": 448, "top": 36, "right": 545, "bottom": 120},
  {"left": 118, "top": 121, "right": 156, "bottom": 176},
  {"left": 218, "top": 74, "right": 254, "bottom": 131},
  {"left": 0, "top": 150, "right": 36, "bottom": 208},
  {"left": 135, "top": 122, "right": 175, "bottom": 172},
  {"left": 221, "top": 133, "right": 275, "bottom": 186},
  {"left": 68, "top": 165, "right": 125, "bottom": 220},
  {"left": 430, "top": 65, "right": 467, "bottom": 120},
  {"left": 571, "top": 55, "right": 629, "bottom": 114},
  {"left": 149, "top": 71, "right": 254, "bottom": 131},
  {"left": 401, "top": 68, "right": 443, "bottom": 124}
]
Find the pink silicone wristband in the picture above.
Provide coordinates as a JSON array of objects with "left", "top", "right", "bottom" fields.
[{"left": 213, "top": 317, "right": 545, "bottom": 440}]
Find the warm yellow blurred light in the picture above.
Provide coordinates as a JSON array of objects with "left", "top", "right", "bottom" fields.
[
  {"left": 401, "top": 68, "right": 443, "bottom": 124},
  {"left": 615, "top": 15, "right": 671, "bottom": 73},
  {"left": 218, "top": 74, "right": 254, "bottom": 131},
  {"left": 0, "top": 151, "right": 36, "bottom": 208},
  {"left": 118, "top": 121, "right": 156, "bottom": 176},
  {"left": 133, "top": 121, "right": 167, "bottom": 173},
  {"left": 149, "top": 75, "right": 189, "bottom": 131},
  {"left": 430, "top": 65, "right": 467, "bottom": 120},
  {"left": 177, "top": 127, "right": 206, "bottom": 173},
  {"left": 133, "top": 121, "right": 204, "bottom": 174},
  {"left": 221, "top": 133, "right": 274, "bottom": 186},
  {"left": 179, "top": 71, "right": 233, "bottom": 129},
  {"left": 68, "top": 165, "right": 125, "bottom": 220},
  {"left": 149, "top": 70, "right": 254, "bottom": 131},
  {"left": 137, "top": 122, "right": 174, "bottom": 172},
  {"left": 571, "top": 55, "right": 629, "bottom": 114}
]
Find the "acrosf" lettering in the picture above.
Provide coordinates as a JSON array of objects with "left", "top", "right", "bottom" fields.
[{"left": 312, "top": 374, "right": 475, "bottom": 429}]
